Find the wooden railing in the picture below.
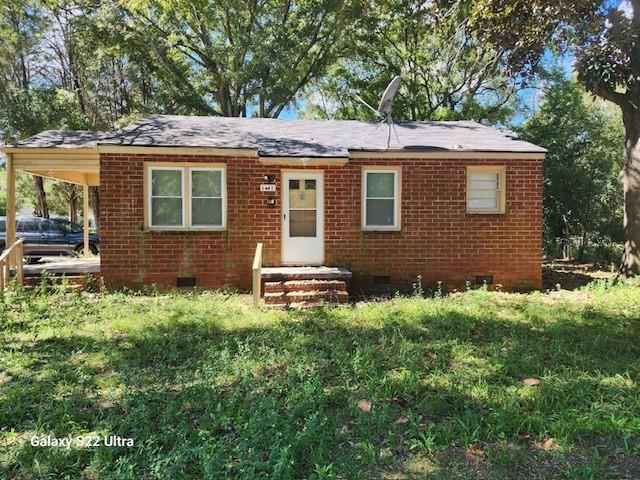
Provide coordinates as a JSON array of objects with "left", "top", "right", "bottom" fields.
[
  {"left": 252, "top": 242, "right": 264, "bottom": 307},
  {"left": 0, "top": 238, "right": 25, "bottom": 291}
]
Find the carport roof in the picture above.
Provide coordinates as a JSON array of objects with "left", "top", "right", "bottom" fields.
[
  {"left": 9, "top": 130, "right": 112, "bottom": 149},
  {"left": 5, "top": 115, "right": 546, "bottom": 157}
]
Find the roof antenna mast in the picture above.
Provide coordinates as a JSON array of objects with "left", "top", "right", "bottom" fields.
[{"left": 351, "top": 75, "right": 402, "bottom": 149}]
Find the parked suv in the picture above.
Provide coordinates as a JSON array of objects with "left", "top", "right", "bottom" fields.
[{"left": 0, "top": 216, "right": 100, "bottom": 261}]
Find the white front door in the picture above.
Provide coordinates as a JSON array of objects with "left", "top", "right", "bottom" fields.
[{"left": 282, "top": 171, "right": 324, "bottom": 265}]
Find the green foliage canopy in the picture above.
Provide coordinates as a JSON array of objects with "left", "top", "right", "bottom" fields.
[
  {"left": 303, "top": 0, "right": 518, "bottom": 123},
  {"left": 519, "top": 79, "right": 624, "bottom": 259},
  {"left": 110, "top": 0, "right": 362, "bottom": 117}
]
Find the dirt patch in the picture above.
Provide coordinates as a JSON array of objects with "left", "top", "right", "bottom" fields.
[{"left": 543, "top": 260, "right": 615, "bottom": 291}]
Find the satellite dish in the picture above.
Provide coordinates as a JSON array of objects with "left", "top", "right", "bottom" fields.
[
  {"left": 378, "top": 76, "right": 401, "bottom": 115},
  {"left": 351, "top": 75, "right": 402, "bottom": 149}
]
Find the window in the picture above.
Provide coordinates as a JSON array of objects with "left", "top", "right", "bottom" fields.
[
  {"left": 146, "top": 164, "right": 226, "bottom": 230},
  {"left": 288, "top": 178, "right": 317, "bottom": 237},
  {"left": 362, "top": 168, "right": 401, "bottom": 230},
  {"left": 58, "top": 219, "right": 83, "bottom": 233},
  {"left": 40, "top": 219, "right": 65, "bottom": 234},
  {"left": 17, "top": 219, "right": 40, "bottom": 233},
  {"left": 466, "top": 166, "right": 506, "bottom": 214},
  {"left": 149, "top": 167, "right": 184, "bottom": 228},
  {"left": 190, "top": 168, "right": 225, "bottom": 228}
]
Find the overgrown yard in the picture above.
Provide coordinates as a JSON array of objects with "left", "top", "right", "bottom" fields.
[{"left": 1, "top": 281, "right": 640, "bottom": 479}]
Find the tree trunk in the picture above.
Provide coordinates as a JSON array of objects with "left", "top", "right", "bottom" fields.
[
  {"left": 562, "top": 214, "right": 571, "bottom": 260},
  {"left": 89, "top": 186, "right": 100, "bottom": 232},
  {"left": 577, "top": 229, "right": 588, "bottom": 262},
  {"left": 33, "top": 176, "right": 49, "bottom": 218},
  {"left": 68, "top": 185, "right": 78, "bottom": 223},
  {"left": 620, "top": 107, "right": 640, "bottom": 276}
]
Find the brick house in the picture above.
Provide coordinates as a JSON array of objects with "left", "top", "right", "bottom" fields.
[{"left": 2, "top": 115, "right": 545, "bottom": 301}]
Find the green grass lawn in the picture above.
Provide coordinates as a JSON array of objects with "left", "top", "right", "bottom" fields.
[{"left": 1, "top": 281, "right": 640, "bottom": 479}]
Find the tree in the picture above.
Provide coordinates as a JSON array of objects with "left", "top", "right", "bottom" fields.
[
  {"left": 519, "top": 79, "right": 624, "bottom": 260},
  {"left": 0, "top": 0, "right": 50, "bottom": 217},
  {"left": 0, "top": 86, "right": 89, "bottom": 217},
  {"left": 453, "top": 0, "right": 640, "bottom": 274},
  {"left": 303, "top": 0, "right": 518, "bottom": 123},
  {"left": 1, "top": 0, "right": 155, "bottom": 224},
  {"left": 49, "top": 183, "right": 80, "bottom": 223},
  {"left": 103, "top": 0, "right": 361, "bottom": 118}
]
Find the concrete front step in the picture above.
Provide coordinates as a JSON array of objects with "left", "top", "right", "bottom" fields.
[
  {"left": 264, "top": 279, "right": 347, "bottom": 293},
  {"left": 261, "top": 266, "right": 351, "bottom": 308},
  {"left": 261, "top": 266, "right": 352, "bottom": 281},
  {"left": 286, "top": 290, "right": 348, "bottom": 303},
  {"left": 264, "top": 302, "right": 327, "bottom": 309},
  {"left": 264, "top": 289, "right": 348, "bottom": 305}
]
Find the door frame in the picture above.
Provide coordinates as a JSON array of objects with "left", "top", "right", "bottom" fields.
[{"left": 281, "top": 169, "right": 324, "bottom": 265}]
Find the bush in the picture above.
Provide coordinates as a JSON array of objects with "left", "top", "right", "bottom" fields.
[{"left": 545, "top": 234, "right": 623, "bottom": 266}]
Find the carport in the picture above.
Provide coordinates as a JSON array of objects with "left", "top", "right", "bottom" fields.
[{"left": 1, "top": 131, "right": 104, "bottom": 287}]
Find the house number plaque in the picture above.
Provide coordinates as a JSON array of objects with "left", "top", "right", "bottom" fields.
[{"left": 260, "top": 184, "right": 276, "bottom": 192}]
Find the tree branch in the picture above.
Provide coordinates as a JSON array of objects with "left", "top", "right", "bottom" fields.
[{"left": 588, "top": 83, "right": 629, "bottom": 108}]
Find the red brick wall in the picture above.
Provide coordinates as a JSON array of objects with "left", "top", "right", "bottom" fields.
[{"left": 99, "top": 153, "right": 542, "bottom": 292}]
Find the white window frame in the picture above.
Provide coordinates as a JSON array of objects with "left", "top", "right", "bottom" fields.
[
  {"left": 147, "top": 166, "right": 186, "bottom": 229},
  {"left": 145, "top": 163, "right": 227, "bottom": 231},
  {"left": 189, "top": 167, "right": 226, "bottom": 229},
  {"left": 466, "top": 166, "right": 506, "bottom": 214},
  {"left": 361, "top": 167, "right": 401, "bottom": 231}
]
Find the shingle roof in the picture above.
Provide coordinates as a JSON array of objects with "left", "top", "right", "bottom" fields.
[
  {"left": 10, "top": 130, "right": 112, "bottom": 149},
  {"left": 7, "top": 115, "right": 546, "bottom": 156}
]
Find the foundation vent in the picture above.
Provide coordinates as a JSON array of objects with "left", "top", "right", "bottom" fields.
[
  {"left": 177, "top": 277, "right": 196, "bottom": 288},
  {"left": 475, "top": 275, "right": 494, "bottom": 285},
  {"left": 372, "top": 275, "right": 391, "bottom": 285}
]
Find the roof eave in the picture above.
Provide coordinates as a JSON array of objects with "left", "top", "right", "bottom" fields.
[
  {"left": 1, "top": 145, "right": 99, "bottom": 154},
  {"left": 348, "top": 149, "right": 546, "bottom": 159}
]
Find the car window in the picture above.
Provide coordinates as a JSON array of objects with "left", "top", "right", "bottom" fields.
[
  {"left": 0, "top": 220, "right": 5, "bottom": 232},
  {"left": 58, "top": 219, "right": 83, "bottom": 233},
  {"left": 18, "top": 219, "right": 40, "bottom": 233},
  {"left": 41, "top": 219, "right": 64, "bottom": 233}
]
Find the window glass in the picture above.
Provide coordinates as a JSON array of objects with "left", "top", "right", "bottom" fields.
[
  {"left": 469, "top": 172, "right": 498, "bottom": 190},
  {"left": 366, "top": 199, "right": 395, "bottom": 226},
  {"left": 289, "top": 179, "right": 316, "bottom": 209},
  {"left": 192, "top": 170, "right": 221, "bottom": 197},
  {"left": 468, "top": 197, "right": 498, "bottom": 210},
  {"left": 366, "top": 172, "right": 394, "bottom": 198},
  {"left": 290, "top": 210, "right": 316, "bottom": 237},
  {"left": 468, "top": 170, "right": 501, "bottom": 212},
  {"left": 0, "top": 220, "right": 5, "bottom": 232},
  {"left": 364, "top": 171, "right": 396, "bottom": 227},
  {"left": 288, "top": 177, "right": 318, "bottom": 236},
  {"left": 41, "top": 219, "right": 65, "bottom": 233},
  {"left": 191, "top": 169, "right": 223, "bottom": 227},
  {"left": 152, "top": 169, "right": 182, "bottom": 196},
  {"left": 58, "top": 219, "right": 83, "bottom": 233},
  {"left": 152, "top": 198, "right": 183, "bottom": 226},
  {"left": 192, "top": 198, "right": 222, "bottom": 225},
  {"left": 151, "top": 169, "right": 183, "bottom": 227},
  {"left": 18, "top": 219, "right": 40, "bottom": 233}
]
